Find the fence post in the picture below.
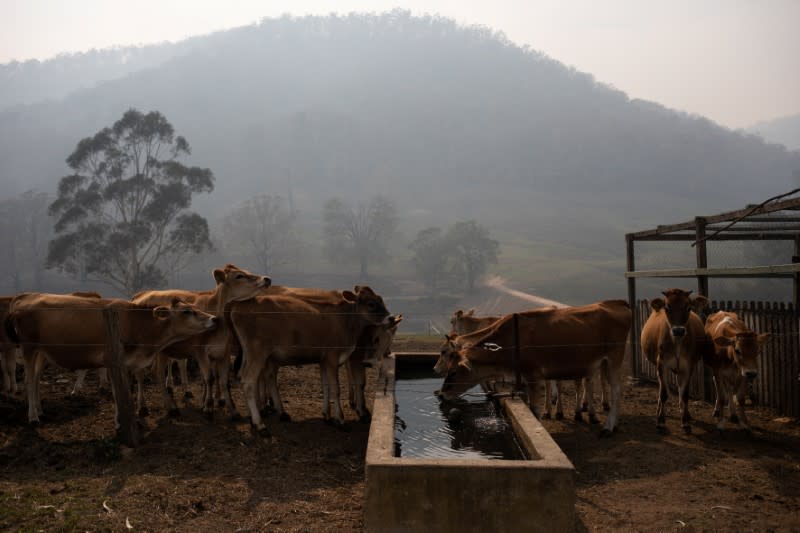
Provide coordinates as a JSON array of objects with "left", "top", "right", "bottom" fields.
[
  {"left": 103, "top": 307, "right": 141, "bottom": 447},
  {"left": 625, "top": 233, "right": 639, "bottom": 378}
]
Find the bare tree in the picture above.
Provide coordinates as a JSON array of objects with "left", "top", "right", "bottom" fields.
[
  {"left": 221, "top": 194, "right": 297, "bottom": 274},
  {"left": 323, "top": 195, "right": 398, "bottom": 278},
  {"left": 0, "top": 190, "right": 52, "bottom": 292}
]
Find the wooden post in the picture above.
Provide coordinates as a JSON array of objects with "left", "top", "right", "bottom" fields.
[
  {"left": 626, "top": 233, "right": 639, "bottom": 378},
  {"left": 694, "top": 217, "right": 709, "bottom": 297},
  {"left": 103, "top": 307, "right": 141, "bottom": 447},
  {"left": 512, "top": 313, "right": 521, "bottom": 393},
  {"left": 793, "top": 237, "right": 800, "bottom": 308}
]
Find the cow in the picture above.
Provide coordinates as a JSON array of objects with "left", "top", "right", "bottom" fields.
[
  {"left": 448, "top": 307, "right": 604, "bottom": 423},
  {"left": 346, "top": 314, "right": 403, "bottom": 422},
  {"left": 640, "top": 288, "right": 709, "bottom": 433},
  {"left": 436, "top": 300, "right": 632, "bottom": 436},
  {"left": 227, "top": 285, "right": 391, "bottom": 435},
  {"left": 704, "top": 311, "right": 771, "bottom": 431},
  {"left": 4, "top": 293, "right": 218, "bottom": 426},
  {"left": 0, "top": 296, "right": 17, "bottom": 398},
  {"left": 130, "top": 264, "right": 270, "bottom": 419}
]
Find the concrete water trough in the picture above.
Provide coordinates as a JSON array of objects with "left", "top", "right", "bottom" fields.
[{"left": 365, "top": 353, "right": 576, "bottom": 532}]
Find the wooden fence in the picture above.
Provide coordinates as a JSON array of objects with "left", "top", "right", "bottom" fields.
[{"left": 632, "top": 300, "right": 800, "bottom": 418}]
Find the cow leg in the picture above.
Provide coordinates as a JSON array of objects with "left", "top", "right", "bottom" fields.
[
  {"left": 582, "top": 377, "right": 599, "bottom": 424},
  {"left": 194, "top": 352, "right": 215, "bottom": 416},
  {"left": 72, "top": 369, "right": 88, "bottom": 395},
  {"left": 678, "top": 371, "right": 692, "bottom": 433},
  {"left": 178, "top": 359, "right": 192, "bottom": 399},
  {"left": 711, "top": 369, "right": 723, "bottom": 418},
  {"left": 322, "top": 359, "right": 346, "bottom": 428},
  {"left": 215, "top": 355, "right": 240, "bottom": 420},
  {"left": 347, "top": 358, "right": 370, "bottom": 423},
  {"left": 656, "top": 362, "right": 668, "bottom": 431},
  {"left": 265, "top": 364, "right": 290, "bottom": 421},
  {"left": 1, "top": 349, "right": 15, "bottom": 397},
  {"left": 600, "top": 364, "right": 622, "bottom": 436},
  {"left": 541, "top": 380, "right": 553, "bottom": 419},
  {"left": 734, "top": 379, "right": 750, "bottom": 430},
  {"left": 155, "top": 354, "right": 180, "bottom": 417},
  {"left": 98, "top": 367, "right": 109, "bottom": 393},
  {"left": 600, "top": 369, "right": 610, "bottom": 412},
  {"left": 132, "top": 369, "right": 150, "bottom": 417},
  {"left": 165, "top": 358, "right": 175, "bottom": 392},
  {"left": 239, "top": 348, "right": 270, "bottom": 437}
]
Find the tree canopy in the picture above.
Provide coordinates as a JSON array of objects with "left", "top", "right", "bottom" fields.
[{"left": 47, "top": 109, "right": 214, "bottom": 295}]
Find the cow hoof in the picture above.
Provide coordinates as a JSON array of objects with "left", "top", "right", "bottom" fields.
[
  {"left": 229, "top": 412, "right": 242, "bottom": 423},
  {"left": 217, "top": 399, "right": 226, "bottom": 408},
  {"left": 257, "top": 426, "right": 271, "bottom": 439},
  {"left": 603, "top": 403, "right": 610, "bottom": 412},
  {"left": 581, "top": 403, "right": 589, "bottom": 413},
  {"left": 168, "top": 408, "right": 181, "bottom": 418},
  {"left": 184, "top": 391, "right": 193, "bottom": 399},
  {"left": 29, "top": 419, "right": 41, "bottom": 427},
  {"left": 589, "top": 414, "right": 600, "bottom": 424},
  {"left": 656, "top": 425, "right": 667, "bottom": 434},
  {"left": 335, "top": 422, "right": 351, "bottom": 432},
  {"left": 279, "top": 413, "right": 292, "bottom": 422},
  {"left": 574, "top": 412, "right": 583, "bottom": 423},
  {"left": 138, "top": 406, "right": 149, "bottom": 417},
  {"left": 730, "top": 414, "right": 740, "bottom": 424},
  {"left": 555, "top": 412, "right": 564, "bottom": 421},
  {"left": 712, "top": 408, "right": 721, "bottom": 418},
  {"left": 359, "top": 413, "right": 372, "bottom": 424},
  {"left": 166, "top": 386, "right": 174, "bottom": 396},
  {"left": 599, "top": 428, "right": 613, "bottom": 438},
  {"left": 204, "top": 410, "right": 214, "bottom": 421},
  {"left": 541, "top": 412, "right": 551, "bottom": 420}
]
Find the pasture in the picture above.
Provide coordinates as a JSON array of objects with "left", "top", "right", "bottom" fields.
[{"left": 1, "top": 338, "right": 799, "bottom": 532}]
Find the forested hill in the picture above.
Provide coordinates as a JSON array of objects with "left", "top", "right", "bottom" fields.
[{"left": 0, "top": 12, "right": 798, "bottom": 300}]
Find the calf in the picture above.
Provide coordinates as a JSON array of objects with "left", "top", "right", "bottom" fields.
[
  {"left": 640, "top": 288, "right": 709, "bottom": 432},
  {"left": 704, "top": 311, "right": 770, "bottom": 430}
]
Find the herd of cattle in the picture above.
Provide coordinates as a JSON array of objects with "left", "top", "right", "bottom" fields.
[{"left": 0, "top": 265, "right": 772, "bottom": 440}]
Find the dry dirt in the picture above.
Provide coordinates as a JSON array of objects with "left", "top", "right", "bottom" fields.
[{"left": 1, "top": 338, "right": 799, "bottom": 532}]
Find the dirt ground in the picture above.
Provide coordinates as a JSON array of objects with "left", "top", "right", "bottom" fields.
[{"left": 1, "top": 339, "right": 799, "bottom": 532}]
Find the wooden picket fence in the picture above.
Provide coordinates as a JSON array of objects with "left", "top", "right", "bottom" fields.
[{"left": 632, "top": 300, "right": 800, "bottom": 418}]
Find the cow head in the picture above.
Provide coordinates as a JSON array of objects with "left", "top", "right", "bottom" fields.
[
  {"left": 654, "top": 288, "right": 708, "bottom": 338},
  {"left": 212, "top": 264, "right": 271, "bottom": 302},
  {"left": 345, "top": 285, "right": 390, "bottom": 326},
  {"left": 360, "top": 314, "right": 403, "bottom": 367},
  {"left": 714, "top": 331, "right": 771, "bottom": 378},
  {"left": 153, "top": 298, "right": 218, "bottom": 337},
  {"left": 434, "top": 334, "right": 461, "bottom": 375}
]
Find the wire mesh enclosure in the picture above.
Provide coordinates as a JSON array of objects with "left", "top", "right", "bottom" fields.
[{"left": 626, "top": 196, "right": 800, "bottom": 418}]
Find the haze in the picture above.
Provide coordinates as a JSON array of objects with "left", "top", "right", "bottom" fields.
[{"left": 2, "top": 0, "right": 798, "bottom": 130}]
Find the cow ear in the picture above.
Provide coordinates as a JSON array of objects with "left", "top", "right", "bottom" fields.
[
  {"left": 213, "top": 269, "right": 225, "bottom": 285},
  {"left": 342, "top": 290, "right": 357, "bottom": 302},
  {"left": 454, "top": 309, "right": 463, "bottom": 318},
  {"left": 650, "top": 298, "right": 665, "bottom": 311},
  {"left": 757, "top": 333, "right": 772, "bottom": 345},
  {"left": 153, "top": 306, "right": 171, "bottom": 320},
  {"left": 691, "top": 295, "right": 709, "bottom": 311},
  {"left": 714, "top": 336, "right": 735, "bottom": 347},
  {"left": 392, "top": 314, "right": 404, "bottom": 325},
  {"left": 458, "top": 356, "right": 472, "bottom": 371},
  {"left": 467, "top": 308, "right": 475, "bottom": 316}
]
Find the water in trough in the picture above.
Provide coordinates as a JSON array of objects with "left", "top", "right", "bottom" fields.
[{"left": 393, "top": 366, "right": 527, "bottom": 460}]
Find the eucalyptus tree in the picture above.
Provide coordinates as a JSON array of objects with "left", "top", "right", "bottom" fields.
[{"left": 47, "top": 109, "right": 214, "bottom": 295}]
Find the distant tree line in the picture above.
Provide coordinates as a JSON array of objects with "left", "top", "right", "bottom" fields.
[{"left": 0, "top": 108, "right": 500, "bottom": 296}]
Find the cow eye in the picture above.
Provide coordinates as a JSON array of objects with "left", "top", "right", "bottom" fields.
[
  {"left": 181, "top": 309, "right": 193, "bottom": 315},
  {"left": 235, "top": 273, "right": 244, "bottom": 279},
  {"left": 734, "top": 347, "right": 742, "bottom": 355}
]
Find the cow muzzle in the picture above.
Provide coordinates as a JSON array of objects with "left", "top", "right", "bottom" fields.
[
  {"left": 671, "top": 326, "right": 687, "bottom": 338},
  {"left": 743, "top": 370, "right": 758, "bottom": 379}
]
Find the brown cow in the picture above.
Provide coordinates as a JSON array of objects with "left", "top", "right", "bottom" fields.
[
  {"left": 704, "top": 311, "right": 771, "bottom": 431},
  {"left": 437, "top": 300, "right": 631, "bottom": 436},
  {"left": 447, "top": 307, "right": 604, "bottom": 423},
  {"left": 640, "top": 288, "right": 709, "bottom": 433},
  {"left": 131, "top": 264, "right": 270, "bottom": 418},
  {"left": 227, "top": 286, "right": 390, "bottom": 435},
  {"left": 5, "top": 293, "right": 217, "bottom": 425}
]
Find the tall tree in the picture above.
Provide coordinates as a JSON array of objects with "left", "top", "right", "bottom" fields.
[
  {"left": 323, "top": 195, "right": 398, "bottom": 278},
  {"left": 47, "top": 109, "right": 214, "bottom": 295},
  {"left": 446, "top": 220, "right": 499, "bottom": 291},
  {"left": 221, "top": 194, "right": 298, "bottom": 274}
]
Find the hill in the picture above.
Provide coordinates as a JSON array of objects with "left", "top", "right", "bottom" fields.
[
  {"left": 1, "top": 12, "right": 798, "bottom": 303},
  {"left": 748, "top": 113, "right": 800, "bottom": 152}
]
